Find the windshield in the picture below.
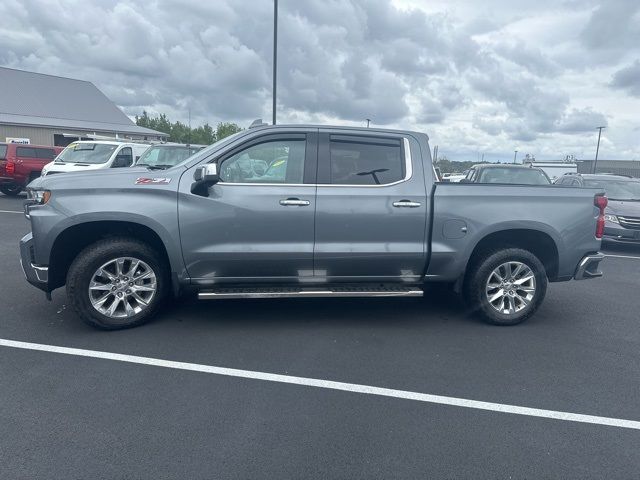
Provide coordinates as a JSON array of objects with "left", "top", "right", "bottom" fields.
[
  {"left": 137, "top": 145, "right": 202, "bottom": 168},
  {"left": 584, "top": 179, "right": 640, "bottom": 200},
  {"left": 478, "top": 167, "right": 550, "bottom": 185},
  {"left": 56, "top": 143, "right": 118, "bottom": 164},
  {"left": 0, "top": 145, "right": 6, "bottom": 160}
]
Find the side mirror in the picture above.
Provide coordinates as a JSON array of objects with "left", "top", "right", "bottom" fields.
[{"left": 191, "top": 163, "right": 219, "bottom": 195}]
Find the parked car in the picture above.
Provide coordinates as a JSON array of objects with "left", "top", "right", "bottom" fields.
[
  {"left": 40, "top": 141, "right": 150, "bottom": 176},
  {"left": 0, "top": 143, "right": 63, "bottom": 196},
  {"left": 523, "top": 161, "right": 577, "bottom": 183},
  {"left": 135, "top": 143, "right": 206, "bottom": 170},
  {"left": 21, "top": 124, "right": 605, "bottom": 330},
  {"left": 440, "top": 172, "right": 465, "bottom": 183},
  {"left": 556, "top": 173, "right": 640, "bottom": 243},
  {"left": 462, "top": 164, "right": 551, "bottom": 185},
  {"left": 444, "top": 172, "right": 467, "bottom": 183}
]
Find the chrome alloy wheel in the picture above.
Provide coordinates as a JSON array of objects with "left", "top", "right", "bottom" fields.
[
  {"left": 485, "top": 261, "right": 536, "bottom": 315},
  {"left": 88, "top": 257, "right": 157, "bottom": 318}
]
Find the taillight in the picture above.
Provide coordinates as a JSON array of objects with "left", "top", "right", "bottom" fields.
[
  {"left": 594, "top": 194, "right": 608, "bottom": 239},
  {"left": 6, "top": 161, "right": 15, "bottom": 175}
]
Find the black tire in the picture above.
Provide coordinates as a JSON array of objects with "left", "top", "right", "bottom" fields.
[
  {"left": 66, "top": 237, "right": 168, "bottom": 330},
  {"left": 0, "top": 184, "right": 22, "bottom": 196},
  {"left": 464, "top": 248, "right": 547, "bottom": 326}
]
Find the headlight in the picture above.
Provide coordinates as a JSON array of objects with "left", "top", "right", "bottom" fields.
[
  {"left": 604, "top": 214, "right": 619, "bottom": 224},
  {"left": 27, "top": 189, "right": 51, "bottom": 205}
]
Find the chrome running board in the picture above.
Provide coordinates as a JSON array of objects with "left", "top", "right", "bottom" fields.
[{"left": 198, "top": 286, "right": 424, "bottom": 300}]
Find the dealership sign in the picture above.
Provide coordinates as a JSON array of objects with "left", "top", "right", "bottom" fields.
[{"left": 6, "top": 137, "right": 30, "bottom": 144}]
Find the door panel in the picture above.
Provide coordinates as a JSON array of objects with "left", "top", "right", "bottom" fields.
[
  {"left": 313, "top": 132, "right": 427, "bottom": 281},
  {"left": 178, "top": 132, "right": 318, "bottom": 283}
]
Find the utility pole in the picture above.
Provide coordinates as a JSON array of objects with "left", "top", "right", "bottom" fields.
[
  {"left": 433, "top": 145, "right": 438, "bottom": 162},
  {"left": 187, "top": 107, "right": 191, "bottom": 145},
  {"left": 366, "top": 118, "right": 371, "bottom": 128},
  {"left": 272, "top": 0, "right": 278, "bottom": 125},
  {"left": 593, "top": 126, "right": 605, "bottom": 174},
  {"left": 513, "top": 150, "right": 518, "bottom": 164}
]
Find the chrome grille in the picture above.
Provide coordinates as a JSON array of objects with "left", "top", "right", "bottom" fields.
[{"left": 618, "top": 216, "right": 640, "bottom": 230}]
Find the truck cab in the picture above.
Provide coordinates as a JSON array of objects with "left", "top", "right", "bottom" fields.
[{"left": 0, "top": 143, "right": 63, "bottom": 196}]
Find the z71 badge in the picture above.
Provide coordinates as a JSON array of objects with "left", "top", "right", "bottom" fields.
[{"left": 135, "top": 177, "right": 171, "bottom": 185}]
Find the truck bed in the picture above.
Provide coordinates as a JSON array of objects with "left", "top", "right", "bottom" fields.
[{"left": 427, "top": 183, "right": 603, "bottom": 282}]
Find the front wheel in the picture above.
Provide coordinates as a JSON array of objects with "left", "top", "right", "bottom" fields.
[
  {"left": 0, "top": 184, "right": 22, "bottom": 196},
  {"left": 464, "top": 248, "right": 547, "bottom": 326},
  {"left": 66, "top": 238, "right": 168, "bottom": 329}
]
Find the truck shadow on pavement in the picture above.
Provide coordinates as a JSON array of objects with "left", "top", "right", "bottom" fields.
[{"left": 153, "top": 284, "right": 482, "bottom": 330}]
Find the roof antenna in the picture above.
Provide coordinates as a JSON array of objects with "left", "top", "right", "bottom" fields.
[{"left": 249, "top": 119, "right": 268, "bottom": 129}]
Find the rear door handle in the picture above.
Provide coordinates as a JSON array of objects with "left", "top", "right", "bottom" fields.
[
  {"left": 280, "top": 198, "right": 310, "bottom": 206},
  {"left": 392, "top": 200, "right": 421, "bottom": 208}
]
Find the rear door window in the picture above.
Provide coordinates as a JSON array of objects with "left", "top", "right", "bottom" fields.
[
  {"left": 328, "top": 136, "right": 404, "bottom": 185},
  {"left": 16, "top": 147, "right": 38, "bottom": 158},
  {"left": 35, "top": 148, "right": 56, "bottom": 160},
  {"left": 0, "top": 145, "right": 6, "bottom": 160}
]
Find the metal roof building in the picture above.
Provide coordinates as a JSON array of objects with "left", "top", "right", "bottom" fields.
[
  {"left": 576, "top": 159, "right": 640, "bottom": 178},
  {"left": 0, "top": 67, "right": 167, "bottom": 146}
]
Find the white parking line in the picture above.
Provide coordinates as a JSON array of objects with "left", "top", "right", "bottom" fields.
[
  {"left": 604, "top": 254, "right": 640, "bottom": 260},
  {"left": 1, "top": 338, "right": 639, "bottom": 431},
  {"left": 0, "top": 209, "right": 22, "bottom": 214}
]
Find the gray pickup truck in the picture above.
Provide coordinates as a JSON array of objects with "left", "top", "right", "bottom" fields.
[{"left": 21, "top": 124, "right": 606, "bottom": 329}]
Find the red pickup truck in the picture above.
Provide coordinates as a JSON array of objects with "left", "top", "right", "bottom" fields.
[{"left": 0, "top": 143, "right": 63, "bottom": 196}]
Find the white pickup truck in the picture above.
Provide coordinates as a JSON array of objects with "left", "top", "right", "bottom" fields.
[{"left": 41, "top": 141, "right": 150, "bottom": 176}]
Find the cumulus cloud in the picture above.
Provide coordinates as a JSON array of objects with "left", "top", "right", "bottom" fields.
[
  {"left": 0, "top": 0, "right": 637, "bottom": 161},
  {"left": 580, "top": 0, "right": 640, "bottom": 61},
  {"left": 611, "top": 60, "right": 640, "bottom": 96}
]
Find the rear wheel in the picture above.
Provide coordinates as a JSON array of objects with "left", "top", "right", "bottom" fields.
[
  {"left": 464, "top": 248, "right": 547, "bottom": 326},
  {"left": 66, "top": 238, "right": 168, "bottom": 330},
  {"left": 0, "top": 184, "right": 22, "bottom": 196}
]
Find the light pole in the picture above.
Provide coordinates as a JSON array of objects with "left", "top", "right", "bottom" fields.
[
  {"left": 365, "top": 118, "right": 371, "bottom": 128},
  {"left": 513, "top": 150, "right": 518, "bottom": 164},
  {"left": 272, "top": 0, "right": 278, "bottom": 125},
  {"left": 593, "top": 126, "right": 605, "bottom": 174}
]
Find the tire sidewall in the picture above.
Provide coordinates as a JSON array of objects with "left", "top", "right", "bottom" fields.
[
  {"left": 469, "top": 249, "right": 547, "bottom": 326},
  {"left": 67, "top": 240, "right": 166, "bottom": 329},
  {"left": 0, "top": 184, "right": 22, "bottom": 196}
]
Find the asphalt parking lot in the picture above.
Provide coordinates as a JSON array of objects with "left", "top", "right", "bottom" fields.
[{"left": 1, "top": 193, "right": 639, "bottom": 479}]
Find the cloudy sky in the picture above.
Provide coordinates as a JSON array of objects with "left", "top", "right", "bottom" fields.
[{"left": 0, "top": 0, "right": 638, "bottom": 162}]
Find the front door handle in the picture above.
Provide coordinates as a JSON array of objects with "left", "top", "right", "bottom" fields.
[
  {"left": 280, "top": 198, "right": 310, "bottom": 206},
  {"left": 392, "top": 200, "right": 421, "bottom": 208}
]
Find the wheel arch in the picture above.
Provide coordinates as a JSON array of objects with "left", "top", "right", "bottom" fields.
[
  {"left": 464, "top": 228, "right": 560, "bottom": 283},
  {"left": 48, "top": 220, "right": 180, "bottom": 293}
]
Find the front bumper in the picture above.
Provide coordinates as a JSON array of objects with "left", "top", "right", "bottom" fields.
[
  {"left": 20, "top": 232, "right": 49, "bottom": 292},
  {"left": 574, "top": 252, "right": 605, "bottom": 280},
  {"left": 603, "top": 225, "right": 640, "bottom": 243}
]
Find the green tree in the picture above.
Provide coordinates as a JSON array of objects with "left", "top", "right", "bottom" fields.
[
  {"left": 216, "top": 122, "right": 243, "bottom": 140},
  {"left": 135, "top": 112, "right": 242, "bottom": 145}
]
